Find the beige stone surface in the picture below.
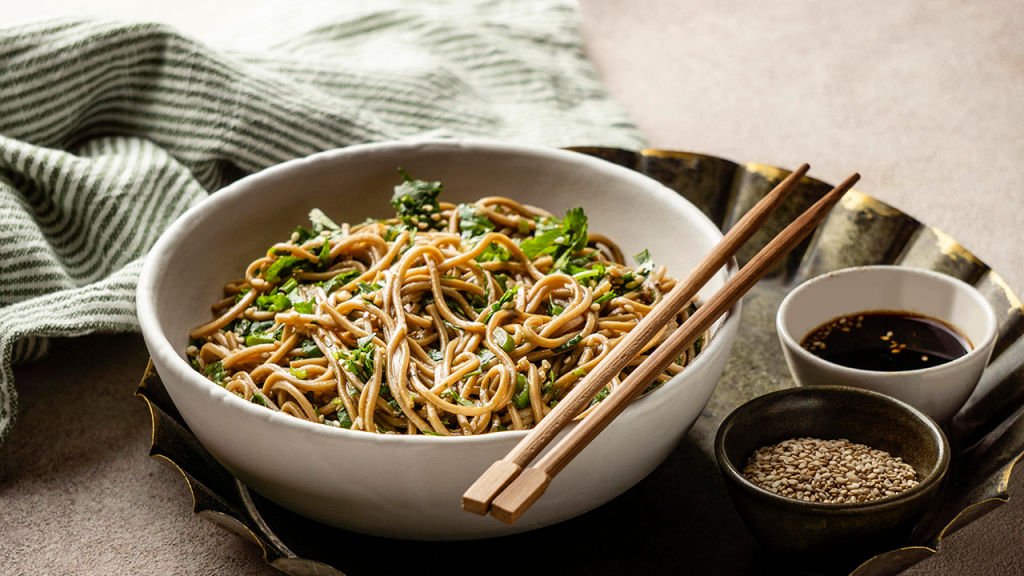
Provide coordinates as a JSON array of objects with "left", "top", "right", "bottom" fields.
[{"left": 1, "top": 1, "right": 1022, "bottom": 575}]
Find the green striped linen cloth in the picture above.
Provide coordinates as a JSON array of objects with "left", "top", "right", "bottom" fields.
[{"left": 0, "top": 0, "right": 644, "bottom": 444}]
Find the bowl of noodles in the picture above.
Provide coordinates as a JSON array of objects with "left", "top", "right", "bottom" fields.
[{"left": 136, "top": 139, "right": 741, "bottom": 539}]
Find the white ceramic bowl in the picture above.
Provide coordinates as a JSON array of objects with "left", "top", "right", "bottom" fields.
[
  {"left": 136, "top": 139, "right": 741, "bottom": 540},
  {"left": 776, "top": 266, "right": 997, "bottom": 423}
]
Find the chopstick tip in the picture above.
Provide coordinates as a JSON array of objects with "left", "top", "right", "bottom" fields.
[
  {"left": 490, "top": 467, "right": 553, "bottom": 525},
  {"left": 462, "top": 460, "right": 523, "bottom": 516}
]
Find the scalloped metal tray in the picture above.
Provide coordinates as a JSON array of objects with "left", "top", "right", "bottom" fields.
[{"left": 137, "top": 147, "right": 1024, "bottom": 576}]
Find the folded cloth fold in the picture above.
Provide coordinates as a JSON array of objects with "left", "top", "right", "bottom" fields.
[{"left": 0, "top": 0, "right": 645, "bottom": 445}]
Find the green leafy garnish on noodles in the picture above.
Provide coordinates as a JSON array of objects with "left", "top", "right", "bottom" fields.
[
  {"left": 264, "top": 255, "right": 307, "bottom": 283},
  {"left": 474, "top": 243, "right": 511, "bottom": 263},
  {"left": 343, "top": 335, "right": 375, "bottom": 382},
  {"left": 256, "top": 293, "right": 292, "bottom": 312},
  {"left": 358, "top": 281, "right": 381, "bottom": 295},
  {"left": 293, "top": 299, "right": 316, "bottom": 315},
  {"left": 457, "top": 203, "right": 494, "bottom": 242},
  {"left": 552, "top": 333, "right": 583, "bottom": 353},
  {"left": 298, "top": 338, "right": 324, "bottom": 358},
  {"left": 320, "top": 269, "right": 361, "bottom": 295},
  {"left": 483, "top": 285, "right": 518, "bottom": 323},
  {"left": 444, "top": 388, "right": 475, "bottom": 407},
  {"left": 309, "top": 208, "right": 340, "bottom": 232},
  {"left": 391, "top": 169, "right": 444, "bottom": 229},
  {"left": 337, "top": 411, "right": 353, "bottom": 429},
  {"left": 204, "top": 361, "right": 226, "bottom": 385},
  {"left": 292, "top": 226, "right": 315, "bottom": 244}
]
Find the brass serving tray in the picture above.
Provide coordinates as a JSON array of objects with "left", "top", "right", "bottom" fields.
[{"left": 137, "top": 148, "right": 1024, "bottom": 576}]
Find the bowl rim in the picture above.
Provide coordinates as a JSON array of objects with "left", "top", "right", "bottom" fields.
[
  {"left": 137, "top": 137, "right": 743, "bottom": 447},
  {"left": 714, "top": 385, "right": 951, "bottom": 512},
  {"left": 776, "top": 265, "right": 998, "bottom": 381}
]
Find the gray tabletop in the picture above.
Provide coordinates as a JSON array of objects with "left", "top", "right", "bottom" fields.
[{"left": 2, "top": 1, "right": 1022, "bottom": 574}]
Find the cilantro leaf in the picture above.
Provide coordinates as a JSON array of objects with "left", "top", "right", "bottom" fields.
[
  {"left": 256, "top": 293, "right": 292, "bottom": 312},
  {"left": 204, "top": 361, "right": 227, "bottom": 385},
  {"left": 493, "top": 274, "right": 509, "bottom": 292},
  {"left": 457, "top": 203, "right": 495, "bottom": 242},
  {"left": 309, "top": 208, "right": 340, "bottom": 232},
  {"left": 483, "top": 285, "right": 519, "bottom": 323},
  {"left": 474, "top": 242, "right": 510, "bottom": 263},
  {"left": 548, "top": 296, "right": 564, "bottom": 316},
  {"left": 246, "top": 332, "right": 278, "bottom": 346},
  {"left": 519, "top": 228, "right": 563, "bottom": 259},
  {"left": 293, "top": 299, "right": 316, "bottom": 315},
  {"left": 264, "top": 256, "right": 307, "bottom": 282},
  {"left": 444, "top": 387, "right": 475, "bottom": 407},
  {"left": 520, "top": 207, "right": 589, "bottom": 274},
  {"left": 552, "top": 333, "right": 583, "bottom": 353},
  {"left": 634, "top": 249, "right": 654, "bottom": 275},
  {"left": 298, "top": 338, "right": 324, "bottom": 358},
  {"left": 477, "top": 347, "right": 497, "bottom": 367},
  {"left": 358, "top": 281, "right": 381, "bottom": 295},
  {"left": 551, "top": 207, "right": 588, "bottom": 273},
  {"left": 391, "top": 168, "right": 443, "bottom": 229},
  {"left": 317, "top": 240, "right": 332, "bottom": 269},
  {"left": 343, "top": 336, "right": 375, "bottom": 382},
  {"left": 426, "top": 348, "right": 444, "bottom": 362},
  {"left": 337, "top": 410, "right": 353, "bottom": 429},
  {"left": 320, "top": 269, "right": 361, "bottom": 295},
  {"left": 292, "top": 226, "right": 314, "bottom": 244},
  {"left": 225, "top": 318, "right": 252, "bottom": 336}
]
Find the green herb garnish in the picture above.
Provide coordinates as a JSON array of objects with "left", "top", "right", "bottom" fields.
[
  {"left": 391, "top": 168, "right": 443, "bottom": 229},
  {"left": 309, "top": 208, "right": 340, "bottom": 232},
  {"left": 444, "top": 387, "right": 475, "bottom": 407},
  {"left": 297, "top": 338, "right": 324, "bottom": 358},
  {"left": 457, "top": 203, "right": 495, "bottom": 242},
  {"left": 293, "top": 299, "right": 316, "bottom": 315},
  {"left": 483, "top": 285, "right": 519, "bottom": 323},
  {"left": 552, "top": 333, "right": 583, "bottom": 353},
  {"left": 264, "top": 255, "right": 307, "bottom": 282},
  {"left": 204, "top": 361, "right": 227, "bottom": 385},
  {"left": 343, "top": 335, "right": 375, "bottom": 382}
]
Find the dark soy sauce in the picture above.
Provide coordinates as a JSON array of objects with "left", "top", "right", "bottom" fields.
[{"left": 800, "top": 311, "right": 972, "bottom": 372}]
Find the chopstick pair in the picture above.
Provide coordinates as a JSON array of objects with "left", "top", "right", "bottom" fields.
[{"left": 463, "top": 164, "right": 861, "bottom": 525}]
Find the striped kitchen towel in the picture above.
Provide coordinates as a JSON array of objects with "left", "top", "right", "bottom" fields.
[{"left": 0, "top": 0, "right": 645, "bottom": 444}]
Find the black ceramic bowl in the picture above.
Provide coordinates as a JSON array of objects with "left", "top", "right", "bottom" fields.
[{"left": 714, "top": 386, "right": 949, "bottom": 575}]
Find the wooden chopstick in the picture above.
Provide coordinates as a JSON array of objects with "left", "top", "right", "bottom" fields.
[
  {"left": 462, "top": 163, "right": 811, "bottom": 516},
  {"left": 487, "top": 172, "right": 860, "bottom": 524}
]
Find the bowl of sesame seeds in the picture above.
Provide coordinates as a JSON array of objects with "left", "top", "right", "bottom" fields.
[{"left": 714, "top": 385, "right": 949, "bottom": 575}]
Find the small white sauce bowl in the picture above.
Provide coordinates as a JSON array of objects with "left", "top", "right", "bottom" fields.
[{"left": 776, "top": 266, "right": 997, "bottom": 423}]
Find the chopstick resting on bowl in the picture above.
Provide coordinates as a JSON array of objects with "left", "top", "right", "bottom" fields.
[
  {"left": 462, "top": 163, "right": 812, "bottom": 516},
  {"left": 485, "top": 172, "right": 860, "bottom": 524}
]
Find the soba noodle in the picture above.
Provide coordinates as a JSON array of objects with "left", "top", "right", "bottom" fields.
[{"left": 186, "top": 170, "right": 707, "bottom": 435}]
